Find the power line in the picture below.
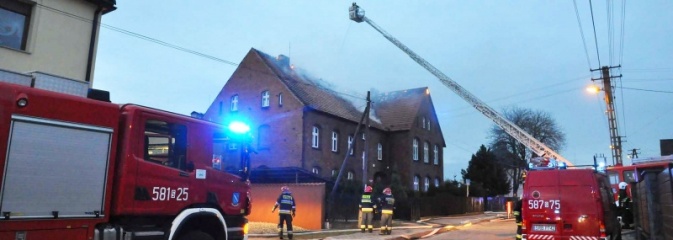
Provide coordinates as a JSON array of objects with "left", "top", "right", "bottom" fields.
[
  {"left": 618, "top": 86, "right": 673, "bottom": 94},
  {"left": 589, "top": 0, "right": 602, "bottom": 67},
  {"left": 573, "top": 0, "right": 594, "bottom": 70},
  {"left": 34, "top": 3, "right": 239, "bottom": 66},
  {"left": 619, "top": 0, "right": 627, "bottom": 66}
]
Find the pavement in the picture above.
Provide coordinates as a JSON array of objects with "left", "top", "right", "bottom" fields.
[{"left": 248, "top": 212, "right": 506, "bottom": 240}]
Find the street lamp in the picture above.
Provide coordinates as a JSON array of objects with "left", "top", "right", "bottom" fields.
[{"left": 465, "top": 179, "right": 471, "bottom": 197}]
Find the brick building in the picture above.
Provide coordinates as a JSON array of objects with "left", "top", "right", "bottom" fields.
[{"left": 203, "top": 48, "right": 445, "bottom": 191}]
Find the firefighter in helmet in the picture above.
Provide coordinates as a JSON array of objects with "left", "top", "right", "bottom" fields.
[
  {"left": 272, "top": 186, "right": 296, "bottom": 239},
  {"left": 359, "top": 185, "right": 376, "bottom": 233},
  {"left": 378, "top": 187, "right": 395, "bottom": 235},
  {"left": 618, "top": 182, "right": 633, "bottom": 229}
]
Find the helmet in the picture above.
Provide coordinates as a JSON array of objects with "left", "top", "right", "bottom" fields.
[
  {"left": 281, "top": 186, "right": 290, "bottom": 192},
  {"left": 383, "top": 187, "right": 392, "bottom": 195},
  {"left": 618, "top": 182, "right": 628, "bottom": 190},
  {"left": 364, "top": 185, "right": 373, "bottom": 193}
]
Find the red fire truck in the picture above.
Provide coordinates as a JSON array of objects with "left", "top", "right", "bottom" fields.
[
  {"left": 0, "top": 81, "right": 252, "bottom": 240},
  {"left": 606, "top": 155, "right": 673, "bottom": 200},
  {"left": 522, "top": 165, "right": 621, "bottom": 240}
]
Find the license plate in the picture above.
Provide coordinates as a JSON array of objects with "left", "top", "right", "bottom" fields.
[{"left": 532, "top": 224, "right": 556, "bottom": 232}]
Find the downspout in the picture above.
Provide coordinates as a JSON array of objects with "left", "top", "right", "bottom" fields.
[{"left": 86, "top": 7, "right": 103, "bottom": 82}]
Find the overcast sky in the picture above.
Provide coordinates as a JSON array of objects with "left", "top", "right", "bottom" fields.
[{"left": 93, "top": 1, "right": 672, "bottom": 181}]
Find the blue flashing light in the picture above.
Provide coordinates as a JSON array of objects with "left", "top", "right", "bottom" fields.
[
  {"left": 558, "top": 161, "right": 567, "bottom": 169},
  {"left": 228, "top": 121, "right": 250, "bottom": 134}
]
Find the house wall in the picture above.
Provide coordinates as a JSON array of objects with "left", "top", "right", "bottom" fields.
[
  {"left": 1, "top": 0, "right": 100, "bottom": 83},
  {"left": 247, "top": 183, "right": 325, "bottom": 230},
  {"left": 204, "top": 51, "right": 305, "bottom": 168},
  {"left": 302, "top": 111, "right": 387, "bottom": 182}
]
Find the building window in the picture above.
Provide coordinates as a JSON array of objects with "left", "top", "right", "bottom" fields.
[
  {"left": 435, "top": 178, "right": 440, "bottom": 187},
  {"left": 278, "top": 93, "right": 283, "bottom": 106},
  {"left": 362, "top": 132, "right": 365, "bottom": 140},
  {"left": 312, "top": 167, "right": 320, "bottom": 175},
  {"left": 312, "top": 126, "right": 320, "bottom": 148},
  {"left": 424, "top": 177, "right": 430, "bottom": 192},
  {"left": 230, "top": 95, "right": 238, "bottom": 111},
  {"left": 331, "top": 131, "right": 338, "bottom": 152},
  {"left": 413, "top": 175, "right": 420, "bottom": 191},
  {"left": 423, "top": 141, "right": 429, "bottom": 163},
  {"left": 218, "top": 101, "right": 223, "bottom": 116},
  {"left": 427, "top": 121, "right": 431, "bottom": 131},
  {"left": 412, "top": 138, "right": 419, "bottom": 161},
  {"left": 261, "top": 90, "right": 270, "bottom": 107},
  {"left": 433, "top": 145, "right": 439, "bottom": 165},
  {"left": 348, "top": 135, "right": 354, "bottom": 155},
  {"left": 377, "top": 143, "right": 382, "bottom": 161},
  {"left": 258, "top": 125, "right": 270, "bottom": 149},
  {"left": 347, "top": 171, "right": 354, "bottom": 180},
  {"left": 422, "top": 117, "right": 426, "bottom": 129},
  {"left": 0, "top": 1, "right": 32, "bottom": 50},
  {"left": 332, "top": 169, "right": 337, "bottom": 177}
]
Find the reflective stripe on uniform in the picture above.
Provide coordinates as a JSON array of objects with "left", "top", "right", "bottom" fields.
[
  {"left": 361, "top": 207, "right": 373, "bottom": 212},
  {"left": 382, "top": 209, "right": 393, "bottom": 214}
]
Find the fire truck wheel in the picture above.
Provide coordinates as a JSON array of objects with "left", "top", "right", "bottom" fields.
[{"left": 178, "top": 231, "right": 214, "bottom": 240}]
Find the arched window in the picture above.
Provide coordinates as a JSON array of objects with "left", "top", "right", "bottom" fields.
[
  {"left": 435, "top": 178, "right": 440, "bottom": 187},
  {"left": 347, "top": 171, "right": 354, "bottom": 180},
  {"left": 377, "top": 143, "right": 382, "bottom": 160},
  {"left": 278, "top": 93, "right": 283, "bottom": 106},
  {"left": 348, "top": 135, "right": 354, "bottom": 155},
  {"left": 413, "top": 175, "right": 420, "bottom": 191},
  {"left": 331, "top": 131, "right": 339, "bottom": 152},
  {"left": 424, "top": 177, "right": 430, "bottom": 192},
  {"left": 423, "top": 141, "right": 429, "bottom": 163},
  {"left": 433, "top": 145, "right": 439, "bottom": 165},
  {"left": 331, "top": 169, "right": 338, "bottom": 177},
  {"left": 312, "top": 126, "right": 320, "bottom": 148},
  {"left": 412, "top": 138, "right": 419, "bottom": 161},
  {"left": 230, "top": 95, "right": 239, "bottom": 111},
  {"left": 261, "top": 90, "right": 270, "bottom": 107},
  {"left": 312, "top": 167, "right": 320, "bottom": 175}
]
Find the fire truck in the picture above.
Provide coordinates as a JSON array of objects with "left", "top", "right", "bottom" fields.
[
  {"left": 522, "top": 164, "right": 621, "bottom": 240},
  {"left": 606, "top": 155, "right": 673, "bottom": 200},
  {"left": 0, "top": 81, "right": 252, "bottom": 240}
]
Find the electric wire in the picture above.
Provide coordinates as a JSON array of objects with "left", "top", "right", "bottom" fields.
[
  {"left": 34, "top": 3, "right": 239, "bottom": 66},
  {"left": 573, "top": 0, "right": 594, "bottom": 70},
  {"left": 589, "top": 0, "right": 602, "bottom": 67},
  {"left": 618, "top": 87, "right": 673, "bottom": 94}
]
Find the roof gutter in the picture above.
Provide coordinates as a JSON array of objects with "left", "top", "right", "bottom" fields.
[{"left": 85, "top": 7, "right": 102, "bottom": 82}]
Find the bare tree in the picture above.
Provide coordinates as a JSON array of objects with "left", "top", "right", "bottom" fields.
[{"left": 489, "top": 107, "right": 565, "bottom": 196}]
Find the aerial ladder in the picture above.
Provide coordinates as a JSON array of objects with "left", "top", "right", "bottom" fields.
[{"left": 348, "top": 3, "right": 573, "bottom": 166}]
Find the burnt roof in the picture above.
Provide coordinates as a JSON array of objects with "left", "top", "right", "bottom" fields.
[
  {"left": 373, "top": 87, "right": 428, "bottom": 131},
  {"left": 253, "top": 49, "right": 386, "bottom": 129}
]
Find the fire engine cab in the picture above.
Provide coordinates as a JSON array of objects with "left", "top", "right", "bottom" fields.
[
  {"left": 521, "top": 158, "right": 621, "bottom": 240},
  {"left": 0, "top": 81, "right": 252, "bottom": 240}
]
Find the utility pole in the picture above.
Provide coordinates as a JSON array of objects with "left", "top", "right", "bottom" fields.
[
  {"left": 591, "top": 65, "right": 624, "bottom": 166},
  {"left": 362, "top": 91, "right": 371, "bottom": 187},
  {"left": 628, "top": 148, "right": 640, "bottom": 159}
]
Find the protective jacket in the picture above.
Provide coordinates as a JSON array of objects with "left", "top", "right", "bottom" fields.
[
  {"left": 360, "top": 193, "right": 376, "bottom": 212},
  {"left": 276, "top": 192, "right": 296, "bottom": 215}
]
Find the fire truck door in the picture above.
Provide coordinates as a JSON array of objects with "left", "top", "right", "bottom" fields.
[{"left": 134, "top": 118, "right": 193, "bottom": 214}]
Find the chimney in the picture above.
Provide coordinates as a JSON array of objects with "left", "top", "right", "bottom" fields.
[{"left": 277, "top": 55, "right": 290, "bottom": 68}]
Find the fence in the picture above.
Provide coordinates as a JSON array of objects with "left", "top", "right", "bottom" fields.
[{"left": 326, "top": 192, "right": 485, "bottom": 222}]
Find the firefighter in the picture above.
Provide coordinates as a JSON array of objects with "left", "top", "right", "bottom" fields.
[
  {"left": 514, "top": 198, "right": 523, "bottom": 240},
  {"left": 359, "top": 185, "right": 376, "bottom": 233},
  {"left": 271, "top": 186, "right": 296, "bottom": 240},
  {"left": 378, "top": 187, "right": 395, "bottom": 235},
  {"left": 618, "top": 182, "right": 633, "bottom": 229}
]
